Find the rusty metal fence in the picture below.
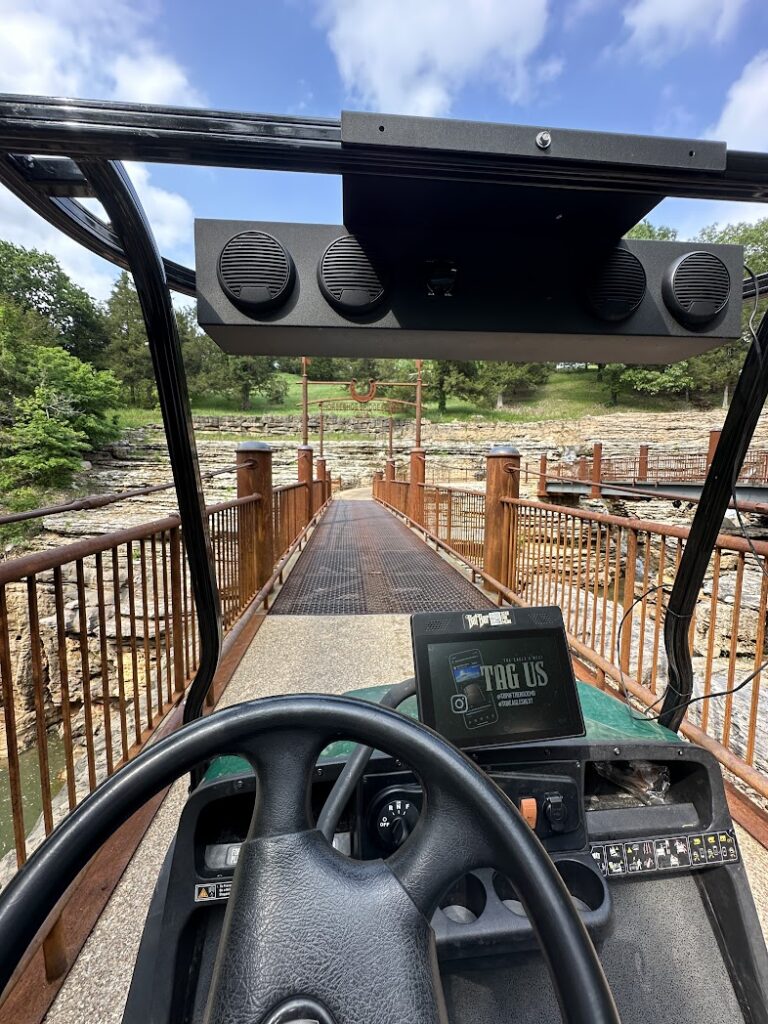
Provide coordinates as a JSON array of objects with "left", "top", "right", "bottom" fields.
[
  {"left": 0, "top": 484, "right": 324, "bottom": 877},
  {"left": 272, "top": 483, "right": 310, "bottom": 562},
  {"left": 422, "top": 485, "right": 486, "bottom": 566},
  {"left": 498, "top": 497, "right": 768, "bottom": 801}
]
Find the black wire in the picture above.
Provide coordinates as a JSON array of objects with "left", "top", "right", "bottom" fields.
[
  {"left": 613, "top": 267, "right": 768, "bottom": 728},
  {"left": 643, "top": 655, "right": 768, "bottom": 723}
]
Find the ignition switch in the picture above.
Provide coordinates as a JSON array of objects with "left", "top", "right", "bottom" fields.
[{"left": 543, "top": 793, "right": 568, "bottom": 833}]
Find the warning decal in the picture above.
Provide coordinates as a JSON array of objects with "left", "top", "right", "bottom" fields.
[{"left": 194, "top": 880, "right": 233, "bottom": 902}]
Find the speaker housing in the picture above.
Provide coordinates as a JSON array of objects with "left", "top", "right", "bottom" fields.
[
  {"left": 318, "top": 235, "right": 387, "bottom": 315},
  {"left": 587, "top": 248, "right": 646, "bottom": 322},
  {"left": 217, "top": 230, "right": 295, "bottom": 314},
  {"left": 197, "top": 220, "right": 743, "bottom": 364},
  {"left": 662, "top": 251, "right": 731, "bottom": 326}
]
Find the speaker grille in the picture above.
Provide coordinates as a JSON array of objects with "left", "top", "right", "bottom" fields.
[
  {"left": 318, "top": 235, "right": 386, "bottom": 314},
  {"left": 218, "top": 231, "right": 295, "bottom": 313},
  {"left": 664, "top": 251, "right": 730, "bottom": 326},
  {"left": 588, "top": 249, "right": 646, "bottom": 321}
]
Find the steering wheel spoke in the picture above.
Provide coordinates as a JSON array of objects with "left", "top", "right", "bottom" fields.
[
  {"left": 388, "top": 787, "right": 495, "bottom": 916},
  {"left": 237, "top": 727, "right": 326, "bottom": 839}
]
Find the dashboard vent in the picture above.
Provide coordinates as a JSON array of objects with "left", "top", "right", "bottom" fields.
[
  {"left": 218, "top": 231, "right": 295, "bottom": 314},
  {"left": 587, "top": 248, "right": 646, "bottom": 321},
  {"left": 663, "top": 251, "right": 730, "bottom": 326},
  {"left": 318, "top": 235, "right": 387, "bottom": 315}
]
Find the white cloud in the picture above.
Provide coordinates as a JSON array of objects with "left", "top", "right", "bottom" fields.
[
  {"left": 316, "top": 0, "right": 553, "bottom": 117},
  {"left": 618, "top": 0, "right": 745, "bottom": 62},
  {"left": 0, "top": 0, "right": 203, "bottom": 300},
  {"left": 707, "top": 50, "right": 768, "bottom": 151}
]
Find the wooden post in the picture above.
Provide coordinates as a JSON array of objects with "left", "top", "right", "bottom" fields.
[
  {"left": 590, "top": 442, "right": 603, "bottom": 499},
  {"left": 707, "top": 428, "right": 721, "bottom": 470},
  {"left": 577, "top": 457, "right": 588, "bottom": 481},
  {"left": 638, "top": 444, "right": 649, "bottom": 482},
  {"left": 237, "top": 441, "right": 274, "bottom": 592},
  {"left": 373, "top": 469, "right": 384, "bottom": 499},
  {"left": 297, "top": 445, "right": 314, "bottom": 522},
  {"left": 484, "top": 445, "right": 520, "bottom": 584},
  {"left": 537, "top": 453, "right": 548, "bottom": 500},
  {"left": 407, "top": 447, "right": 426, "bottom": 524}
]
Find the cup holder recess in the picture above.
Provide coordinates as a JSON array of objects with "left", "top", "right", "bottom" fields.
[
  {"left": 439, "top": 874, "right": 487, "bottom": 925},
  {"left": 494, "top": 858, "right": 606, "bottom": 918}
]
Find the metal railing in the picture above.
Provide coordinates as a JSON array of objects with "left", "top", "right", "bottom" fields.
[
  {"left": 272, "top": 483, "right": 310, "bottom": 561},
  {"left": 549, "top": 449, "right": 768, "bottom": 485},
  {"left": 499, "top": 497, "right": 768, "bottom": 799},
  {"left": 0, "top": 483, "right": 325, "bottom": 877},
  {"left": 422, "top": 484, "right": 486, "bottom": 567},
  {"left": 373, "top": 461, "right": 768, "bottom": 808}
]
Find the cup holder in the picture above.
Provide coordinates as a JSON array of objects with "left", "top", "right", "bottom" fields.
[
  {"left": 492, "top": 873, "right": 526, "bottom": 916},
  {"left": 439, "top": 874, "right": 487, "bottom": 925},
  {"left": 556, "top": 859, "right": 605, "bottom": 913},
  {"left": 495, "top": 859, "right": 606, "bottom": 917}
]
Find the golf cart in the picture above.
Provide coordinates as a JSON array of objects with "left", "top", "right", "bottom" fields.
[{"left": 0, "top": 97, "right": 766, "bottom": 1023}]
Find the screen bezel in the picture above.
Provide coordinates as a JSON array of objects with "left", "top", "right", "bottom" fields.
[{"left": 413, "top": 621, "right": 585, "bottom": 749}]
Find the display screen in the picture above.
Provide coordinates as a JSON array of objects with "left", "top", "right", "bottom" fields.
[{"left": 412, "top": 609, "right": 585, "bottom": 748}]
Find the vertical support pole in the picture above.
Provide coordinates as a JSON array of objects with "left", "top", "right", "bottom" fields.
[
  {"left": 620, "top": 529, "right": 638, "bottom": 675},
  {"left": 537, "top": 454, "right": 548, "bottom": 500},
  {"left": 707, "top": 428, "right": 721, "bottom": 471},
  {"left": 415, "top": 359, "right": 423, "bottom": 449},
  {"left": 577, "top": 457, "right": 588, "bottom": 481},
  {"left": 319, "top": 404, "right": 324, "bottom": 459},
  {"left": 301, "top": 356, "right": 309, "bottom": 448},
  {"left": 316, "top": 457, "right": 328, "bottom": 504},
  {"left": 638, "top": 444, "right": 649, "bottom": 482},
  {"left": 385, "top": 457, "right": 395, "bottom": 506},
  {"left": 373, "top": 469, "right": 384, "bottom": 499},
  {"left": 388, "top": 416, "right": 394, "bottom": 459},
  {"left": 298, "top": 444, "right": 314, "bottom": 523},
  {"left": 484, "top": 445, "right": 520, "bottom": 584},
  {"left": 590, "top": 443, "right": 603, "bottom": 499},
  {"left": 408, "top": 448, "right": 426, "bottom": 525},
  {"left": 237, "top": 441, "right": 273, "bottom": 592}
]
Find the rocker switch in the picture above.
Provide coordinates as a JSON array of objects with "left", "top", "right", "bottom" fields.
[
  {"left": 544, "top": 793, "right": 567, "bottom": 833},
  {"left": 519, "top": 798, "right": 538, "bottom": 829}
]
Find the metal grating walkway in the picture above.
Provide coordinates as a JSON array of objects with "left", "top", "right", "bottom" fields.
[{"left": 270, "top": 500, "right": 493, "bottom": 615}]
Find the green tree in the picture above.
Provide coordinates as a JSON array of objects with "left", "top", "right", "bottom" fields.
[
  {"left": 621, "top": 362, "right": 696, "bottom": 399},
  {"left": 0, "top": 305, "right": 120, "bottom": 495},
  {"left": 476, "top": 362, "right": 550, "bottom": 408},
  {"left": 0, "top": 240, "right": 109, "bottom": 363},
  {"left": 103, "top": 272, "right": 155, "bottom": 406}
]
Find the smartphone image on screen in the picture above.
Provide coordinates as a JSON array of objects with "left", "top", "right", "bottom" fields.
[{"left": 448, "top": 649, "right": 499, "bottom": 730}]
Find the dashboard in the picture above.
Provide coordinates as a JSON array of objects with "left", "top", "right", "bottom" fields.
[{"left": 123, "top": 726, "right": 767, "bottom": 1024}]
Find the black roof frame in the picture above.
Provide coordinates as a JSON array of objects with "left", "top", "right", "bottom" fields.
[{"left": 1, "top": 93, "right": 767, "bottom": 734}]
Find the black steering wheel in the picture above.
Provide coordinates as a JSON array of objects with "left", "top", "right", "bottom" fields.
[{"left": 0, "top": 695, "right": 620, "bottom": 1024}]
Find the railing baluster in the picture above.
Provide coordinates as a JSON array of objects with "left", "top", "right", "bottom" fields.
[
  {"left": 94, "top": 552, "right": 114, "bottom": 776},
  {"left": 746, "top": 568, "right": 768, "bottom": 766},
  {"left": 53, "top": 566, "right": 76, "bottom": 810},
  {"left": 0, "top": 585, "right": 27, "bottom": 866},
  {"left": 111, "top": 547, "right": 129, "bottom": 763},
  {"left": 722, "top": 553, "right": 745, "bottom": 748},
  {"left": 75, "top": 559, "right": 97, "bottom": 791},
  {"left": 125, "top": 542, "right": 142, "bottom": 746}
]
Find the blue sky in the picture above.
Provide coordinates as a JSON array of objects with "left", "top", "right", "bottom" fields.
[{"left": 2, "top": 0, "right": 768, "bottom": 300}]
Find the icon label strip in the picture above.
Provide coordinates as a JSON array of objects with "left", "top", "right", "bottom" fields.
[{"left": 590, "top": 830, "right": 738, "bottom": 878}]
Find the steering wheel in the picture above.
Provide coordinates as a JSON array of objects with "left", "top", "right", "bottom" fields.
[{"left": 0, "top": 695, "right": 620, "bottom": 1024}]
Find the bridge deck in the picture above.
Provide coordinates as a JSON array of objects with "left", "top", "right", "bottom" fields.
[
  {"left": 42, "top": 495, "right": 767, "bottom": 1024},
  {"left": 271, "top": 499, "right": 491, "bottom": 614}
]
